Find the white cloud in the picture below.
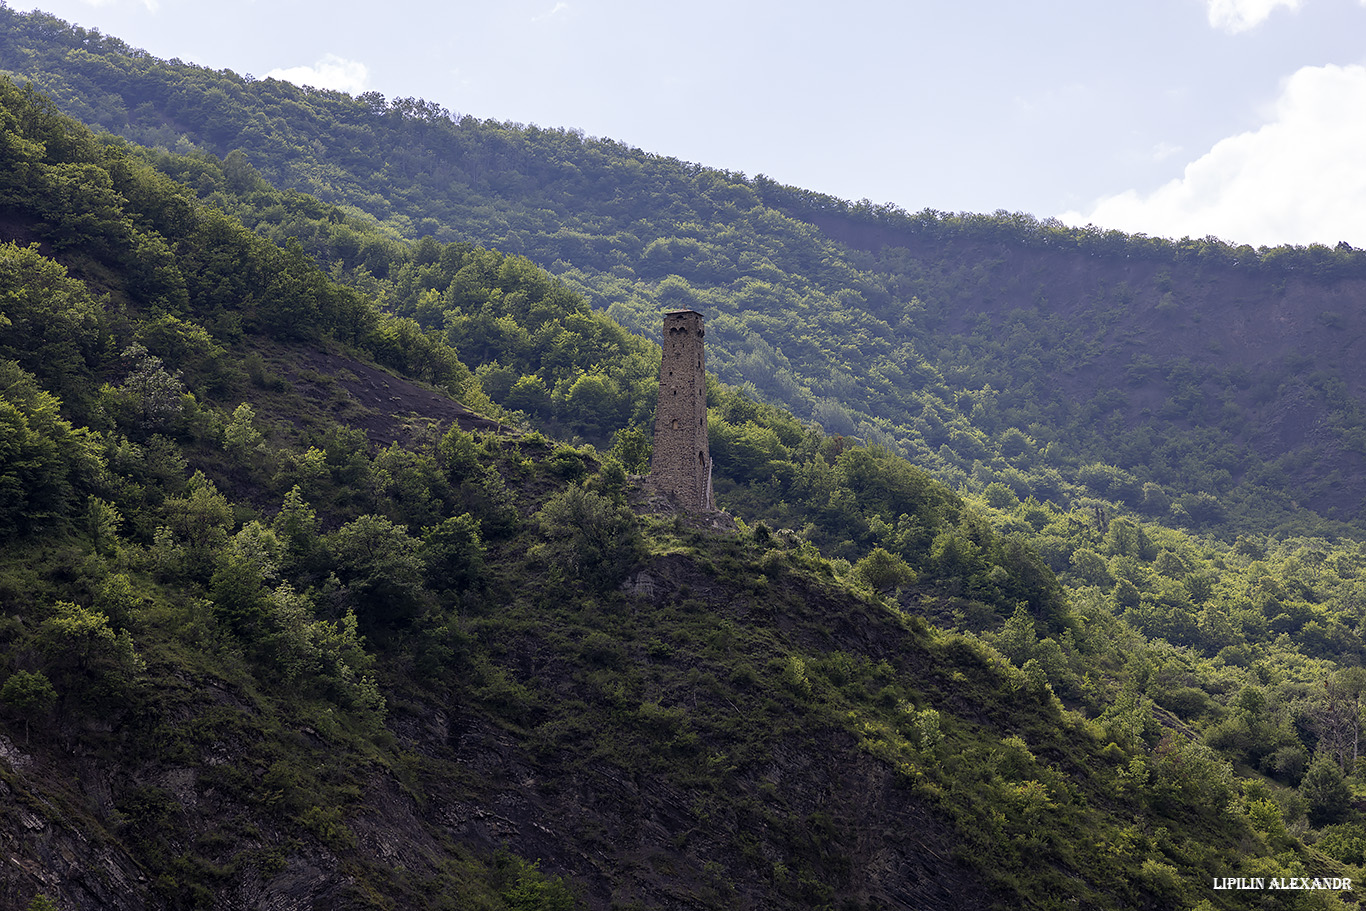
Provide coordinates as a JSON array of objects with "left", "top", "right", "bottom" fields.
[
  {"left": 1205, "top": 0, "right": 1303, "bottom": 32},
  {"left": 1151, "top": 142, "right": 1183, "bottom": 163},
  {"left": 78, "top": 0, "right": 159, "bottom": 9},
  {"left": 1059, "top": 63, "right": 1366, "bottom": 248},
  {"left": 533, "top": 2, "right": 570, "bottom": 23},
  {"left": 264, "top": 54, "right": 369, "bottom": 94}
]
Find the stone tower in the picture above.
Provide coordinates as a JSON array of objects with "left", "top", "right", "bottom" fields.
[{"left": 650, "top": 310, "right": 713, "bottom": 512}]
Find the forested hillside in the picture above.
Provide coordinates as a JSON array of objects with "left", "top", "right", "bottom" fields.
[
  {"left": 5, "top": 7, "right": 1366, "bottom": 911},
  {"left": 4, "top": 3, "right": 1366, "bottom": 537},
  {"left": 3, "top": 71, "right": 1351, "bottom": 911}
]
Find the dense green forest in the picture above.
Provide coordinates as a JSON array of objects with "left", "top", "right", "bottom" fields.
[
  {"left": 4, "top": 6, "right": 1366, "bottom": 910},
  {"left": 4, "top": 2, "right": 1366, "bottom": 539}
]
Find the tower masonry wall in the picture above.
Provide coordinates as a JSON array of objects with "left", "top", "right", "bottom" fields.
[{"left": 649, "top": 310, "right": 713, "bottom": 512}]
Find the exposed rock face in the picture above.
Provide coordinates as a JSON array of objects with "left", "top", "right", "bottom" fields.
[
  {"left": 620, "top": 570, "right": 658, "bottom": 599},
  {"left": 0, "top": 708, "right": 355, "bottom": 911},
  {"left": 649, "top": 310, "right": 714, "bottom": 513}
]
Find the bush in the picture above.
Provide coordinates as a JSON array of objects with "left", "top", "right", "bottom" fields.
[
  {"left": 1317, "top": 823, "right": 1366, "bottom": 864},
  {"left": 534, "top": 485, "right": 642, "bottom": 589},
  {"left": 851, "top": 547, "right": 916, "bottom": 593}
]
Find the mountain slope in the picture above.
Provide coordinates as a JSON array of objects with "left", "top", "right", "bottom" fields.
[
  {"left": 0, "top": 69, "right": 1349, "bottom": 911},
  {"left": 4, "top": 5, "right": 1366, "bottom": 537}
]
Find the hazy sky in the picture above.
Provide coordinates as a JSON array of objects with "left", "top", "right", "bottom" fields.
[{"left": 7, "top": 0, "right": 1366, "bottom": 248}]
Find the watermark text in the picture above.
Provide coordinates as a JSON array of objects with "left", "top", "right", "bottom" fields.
[{"left": 1213, "top": 877, "right": 1351, "bottom": 891}]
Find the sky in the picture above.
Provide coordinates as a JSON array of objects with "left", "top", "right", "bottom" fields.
[{"left": 6, "top": 0, "right": 1366, "bottom": 249}]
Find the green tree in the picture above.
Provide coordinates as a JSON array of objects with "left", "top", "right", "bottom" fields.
[
  {"left": 1317, "top": 823, "right": 1366, "bottom": 864},
  {"left": 421, "top": 513, "right": 485, "bottom": 595},
  {"left": 1177, "top": 492, "right": 1226, "bottom": 527},
  {"left": 437, "top": 425, "right": 480, "bottom": 480},
  {"left": 86, "top": 496, "right": 123, "bottom": 556},
  {"left": 1301, "top": 754, "right": 1351, "bottom": 825},
  {"left": 914, "top": 708, "right": 943, "bottom": 755},
  {"left": 108, "top": 343, "right": 185, "bottom": 433},
  {"left": 608, "top": 426, "right": 652, "bottom": 474},
  {"left": 1307, "top": 668, "right": 1366, "bottom": 774},
  {"left": 0, "top": 241, "right": 105, "bottom": 405},
  {"left": 499, "top": 856, "right": 578, "bottom": 911},
  {"left": 210, "top": 551, "right": 270, "bottom": 637},
  {"left": 222, "top": 402, "right": 264, "bottom": 457},
  {"left": 994, "top": 602, "right": 1038, "bottom": 666},
  {"left": 534, "top": 485, "right": 642, "bottom": 589},
  {"left": 504, "top": 374, "right": 550, "bottom": 415},
  {"left": 0, "top": 670, "right": 58, "bottom": 741},
  {"left": 1114, "top": 579, "right": 1141, "bottom": 610},
  {"left": 328, "top": 514, "right": 426, "bottom": 626},
  {"left": 851, "top": 547, "right": 916, "bottom": 593},
  {"left": 0, "top": 360, "right": 106, "bottom": 537},
  {"left": 1139, "top": 483, "right": 1170, "bottom": 516},
  {"left": 94, "top": 573, "right": 138, "bottom": 630},
  {"left": 162, "top": 471, "right": 233, "bottom": 557},
  {"left": 1070, "top": 548, "right": 1113, "bottom": 588},
  {"left": 272, "top": 485, "right": 321, "bottom": 575},
  {"left": 983, "top": 482, "right": 1018, "bottom": 510},
  {"left": 37, "top": 601, "right": 143, "bottom": 704}
]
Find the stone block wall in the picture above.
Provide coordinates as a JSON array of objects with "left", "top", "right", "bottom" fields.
[{"left": 649, "top": 310, "right": 713, "bottom": 511}]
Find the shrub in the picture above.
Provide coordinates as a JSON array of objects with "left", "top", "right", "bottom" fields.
[
  {"left": 534, "top": 485, "right": 642, "bottom": 589},
  {"left": 851, "top": 547, "right": 916, "bottom": 593},
  {"left": 1317, "top": 823, "right": 1366, "bottom": 864}
]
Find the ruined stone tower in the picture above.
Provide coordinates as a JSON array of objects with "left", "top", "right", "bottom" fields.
[{"left": 650, "top": 310, "right": 713, "bottom": 512}]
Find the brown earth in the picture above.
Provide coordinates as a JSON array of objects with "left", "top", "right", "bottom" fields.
[{"left": 278, "top": 344, "right": 504, "bottom": 445}]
